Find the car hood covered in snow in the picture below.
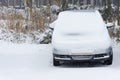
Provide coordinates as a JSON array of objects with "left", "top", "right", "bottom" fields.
[{"left": 52, "top": 33, "right": 112, "bottom": 55}]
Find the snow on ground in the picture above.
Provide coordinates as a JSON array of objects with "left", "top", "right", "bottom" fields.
[{"left": 0, "top": 41, "right": 120, "bottom": 80}]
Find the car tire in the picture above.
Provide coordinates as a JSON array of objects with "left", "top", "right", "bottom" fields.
[
  {"left": 53, "top": 58, "right": 60, "bottom": 66},
  {"left": 104, "top": 52, "right": 113, "bottom": 65}
]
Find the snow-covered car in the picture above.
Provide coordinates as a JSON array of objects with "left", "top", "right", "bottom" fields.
[{"left": 52, "top": 10, "right": 113, "bottom": 66}]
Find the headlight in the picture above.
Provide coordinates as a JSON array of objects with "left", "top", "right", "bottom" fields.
[
  {"left": 106, "top": 47, "right": 112, "bottom": 52},
  {"left": 93, "top": 47, "right": 112, "bottom": 54},
  {"left": 53, "top": 48, "right": 69, "bottom": 54}
]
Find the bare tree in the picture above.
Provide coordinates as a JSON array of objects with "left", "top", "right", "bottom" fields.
[
  {"left": 107, "top": 0, "right": 112, "bottom": 22},
  {"left": 61, "top": 0, "right": 69, "bottom": 11},
  {"left": 90, "top": 0, "right": 94, "bottom": 7},
  {"left": 83, "top": 0, "right": 87, "bottom": 5},
  {"left": 117, "top": 0, "right": 120, "bottom": 25},
  {"left": 53, "top": 0, "right": 69, "bottom": 11},
  {"left": 25, "top": 0, "right": 32, "bottom": 20},
  {"left": 103, "top": 0, "right": 107, "bottom": 9},
  {"left": 6, "top": 0, "right": 9, "bottom": 7},
  {"left": 20, "top": 0, "right": 22, "bottom": 8},
  {"left": 13, "top": 0, "right": 16, "bottom": 8},
  {"left": 24, "top": 0, "right": 27, "bottom": 8}
]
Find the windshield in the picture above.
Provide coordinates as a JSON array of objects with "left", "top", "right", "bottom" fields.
[{"left": 54, "top": 11, "right": 106, "bottom": 36}]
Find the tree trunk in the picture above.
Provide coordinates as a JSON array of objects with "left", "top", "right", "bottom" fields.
[
  {"left": 91, "top": 0, "right": 94, "bottom": 6},
  {"left": 25, "top": 0, "right": 32, "bottom": 20},
  {"left": 13, "top": 0, "right": 15, "bottom": 8},
  {"left": 103, "top": 0, "right": 107, "bottom": 8},
  {"left": 117, "top": 0, "right": 120, "bottom": 25},
  {"left": 84, "top": 0, "right": 87, "bottom": 5},
  {"left": 7, "top": 0, "right": 9, "bottom": 7},
  {"left": 107, "top": 0, "right": 112, "bottom": 22},
  {"left": 61, "top": 0, "right": 68, "bottom": 11},
  {"left": 20, "top": 0, "right": 22, "bottom": 9}
]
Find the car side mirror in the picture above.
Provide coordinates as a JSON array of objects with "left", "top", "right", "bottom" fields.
[
  {"left": 49, "top": 20, "right": 57, "bottom": 30},
  {"left": 106, "top": 23, "right": 114, "bottom": 29}
]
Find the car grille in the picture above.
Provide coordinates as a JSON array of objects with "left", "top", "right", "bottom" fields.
[{"left": 72, "top": 55, "right": 93, "bottom": 60}]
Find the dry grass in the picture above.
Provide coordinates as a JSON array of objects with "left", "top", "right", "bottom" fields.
[
  {"left": 0, "top": 7, "right": 48, "bottom": 34},
  {"left": 30, "top": 9, "right": 46, "bottom": 32}
]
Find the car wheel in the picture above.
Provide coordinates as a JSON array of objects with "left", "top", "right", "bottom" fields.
[
  {"left": 53, "top": 58, "right": 60, "bottom": 66},
  {"left": 104, "top": 53, "right": 113, "bottom": 65}
]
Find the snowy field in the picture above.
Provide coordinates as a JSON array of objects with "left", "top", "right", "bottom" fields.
[{"left": 0, "top": 41, "right": 120, "bottom": 80}]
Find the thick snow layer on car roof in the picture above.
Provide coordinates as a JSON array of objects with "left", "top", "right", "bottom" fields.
[{"left": 54, "top": 10, "right": 105, "bottom": 34}]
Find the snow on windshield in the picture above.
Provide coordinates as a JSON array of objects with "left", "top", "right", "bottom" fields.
[{"left": 54, "top": 11, "right": 106, "bottom": 35}]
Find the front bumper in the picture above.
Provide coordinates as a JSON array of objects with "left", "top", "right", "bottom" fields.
[{"left": 53, "top": 53, "right": 111, "bottom": 62}]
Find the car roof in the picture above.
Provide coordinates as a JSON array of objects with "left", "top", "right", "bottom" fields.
[{"left": 57, "top": 10, "right": 103, "bottom": 25}]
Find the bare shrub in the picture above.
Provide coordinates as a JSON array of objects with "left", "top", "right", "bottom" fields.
[
  {"left": 0, "top": 6, "right": 51, "bottom": 43},
  {"left": 115, "top": 28, "right": 120, "bottom": 41},
  {"left": 31, "top": 8, "right": 46, "bottom": 32},
  {"left": 108, "top": 27, "right": 120, "bottom": 42}
]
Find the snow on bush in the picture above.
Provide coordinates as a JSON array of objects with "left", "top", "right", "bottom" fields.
[
  {"left": 0, "top": 24, "right": 52, "bottom": 44},
  {"left": 0, "top": 6, "right": 52, "bottom": 44}
]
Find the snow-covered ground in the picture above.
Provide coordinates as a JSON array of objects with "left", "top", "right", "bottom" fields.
[{"left": 0, "top": 41, "right": 120, "bottom": 80}]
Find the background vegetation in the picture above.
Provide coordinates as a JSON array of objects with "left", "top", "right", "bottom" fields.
[{"left": 0, "top": 0, "right": 120, "bottom": 43}]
